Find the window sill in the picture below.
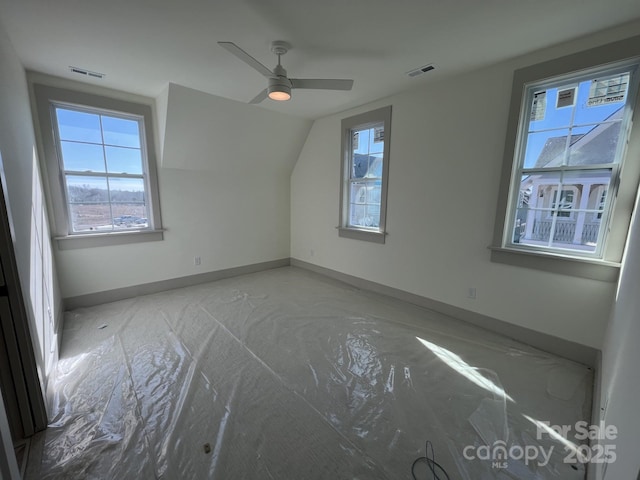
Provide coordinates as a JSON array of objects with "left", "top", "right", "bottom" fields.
[
  {"left": 55, "top": 229, "right": 164, "bottom": 250},
  {"left": 337, "top": 227, "right": 386, "bottom": 244},
  {"left": 489, "top": 245, "right": 620, "bottom": 282}
]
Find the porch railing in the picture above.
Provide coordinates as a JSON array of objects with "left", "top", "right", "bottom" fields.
[{"left": 530, "top": 220, "right": 599, "bottom": 244}]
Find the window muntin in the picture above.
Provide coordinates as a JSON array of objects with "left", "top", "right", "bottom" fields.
[
  {"left": 339, "top": 106, "right": 391, "bottom": 243},
  {"left": 52, "top": 105, "right": 150, "bottom": 234},
  {"left": 505, "top": 61, "right": 639, "bottom": 257}
]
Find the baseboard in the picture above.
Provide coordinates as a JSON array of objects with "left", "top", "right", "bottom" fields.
[
  {"left": 64, "top": 258, "right": 291, "bottom": 310},
  {"left": 291, "top": 258, "right": 599, "bottom": 367},
  {"left": 64, "top": 256, "right": 599, "bottom": 366}
]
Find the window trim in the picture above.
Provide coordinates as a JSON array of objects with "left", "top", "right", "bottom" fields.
[
  {"left": 491, "top": 34, "right": 640, "bottom": 281},
  {"left": 338, "top": 105, "right": 392, "bottom": 244},
  {"left": 33, "top": 84, "right": 163, "bottom": 249}
]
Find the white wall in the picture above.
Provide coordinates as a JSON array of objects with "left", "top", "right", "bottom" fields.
[
  {"left": 597, "top": 188, "right": 640, "bottom": 479},
  {"left": 32, "top": 79, "right": 312, "bottom": 299},
  {"left": 0, "top": 21, "right": 61, "bottom": 393},
  {"left": 291, "top": 23, "right": 640, "bottom": 349}
]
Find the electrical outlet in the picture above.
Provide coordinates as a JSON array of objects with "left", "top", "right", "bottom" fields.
[
  {"left": 467, "top": 287, "right": 477, "bottom": 299},
  {"left": 194, "top": 256, "right": 201, "bottom": 266}
]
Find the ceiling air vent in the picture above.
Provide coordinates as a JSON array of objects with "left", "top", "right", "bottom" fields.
[
  {"left": 406, "top": 64, "right": 435, "bottom": 78},
  {"left": 68, "top": 66, "right": 105, "bottom": 79}
]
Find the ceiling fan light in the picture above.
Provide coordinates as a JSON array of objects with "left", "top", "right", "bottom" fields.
[
  {"left": 268, "top": 83, "right": 291, "bottom": 101},
  {"left": 268, "top": 89, "right": 291, "bottom": 101}
]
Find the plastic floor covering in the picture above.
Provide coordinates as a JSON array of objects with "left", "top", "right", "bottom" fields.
[{"left": 26, "top": 266, "right": 593, "bottom": 479}]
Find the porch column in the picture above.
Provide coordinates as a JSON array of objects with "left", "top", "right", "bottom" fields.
[
  {"left": 573, "top": 182, "right": 593, "bottom": 244},
  {"left": 525, "top": 182, "right": 539, "bottom": 240}
]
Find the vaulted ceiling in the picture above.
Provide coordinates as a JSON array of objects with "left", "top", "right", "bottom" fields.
[{"left": 2, "top": 0, "right": 640, "bottom": 119}]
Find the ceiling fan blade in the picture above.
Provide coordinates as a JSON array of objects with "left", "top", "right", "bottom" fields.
[
  {"left": 290, "top": 79, "right": 354, "bottom": 91},
  {"left": 249, "top": 88, "right": 268, "bottom": 104},
  {"left": 218, "top": 42, "right": 273, "bottom": 78}
]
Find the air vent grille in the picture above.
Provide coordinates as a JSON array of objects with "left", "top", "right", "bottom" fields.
[
  {"left": 68, "top": 66, "right": 105, "bottom": 79},
  {"left": 406, "top": 64, "right": 435, "bottom": 78}
]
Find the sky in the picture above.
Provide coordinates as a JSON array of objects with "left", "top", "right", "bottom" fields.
[{"left": 56, "top": 107, "right": 145, "bottom": 192}]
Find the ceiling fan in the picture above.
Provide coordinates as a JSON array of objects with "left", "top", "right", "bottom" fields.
[{"left": 218, "top": 41, "right": 354, "bottom": 103}]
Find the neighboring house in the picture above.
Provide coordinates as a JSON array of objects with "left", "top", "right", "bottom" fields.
[
  {"left": 515, "top": 106, "right": 623, "bottom": 250},
  {"left": 351, "top": 153, "right": 383, "bottom": 228}
]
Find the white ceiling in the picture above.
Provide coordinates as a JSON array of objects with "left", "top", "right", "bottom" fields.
[{"left": 2, "top": 0, "right": 640, "bottom": 119}]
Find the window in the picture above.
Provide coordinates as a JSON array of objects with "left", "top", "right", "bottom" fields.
[
  {"left": 33, "top": 85, "right": 163, "bottom": 249},
  {"left": 339, "top": 106, "right": 391, "bottom": 244},
  {"left": 492, "top": 36, "right": 640, "bottom": 281},
  {"left": 54, "top": 106, "right": 149, "bottom": 233},
  {"left": 506, "top": 62, "right": 638, "bottom": 256}
]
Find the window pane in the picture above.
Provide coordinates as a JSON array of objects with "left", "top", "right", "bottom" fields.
[
  {"left": 512, "top": 208, "right": 530, "bottom": 243},
  {"left": 69, "top": 203, "right": 113, "bottom": 233},
  {"left": 365, "top": 204, "right": 380, "bottom": 227},
  {"left": 349, "top": 204, "right": 366, "bottom": 227},
  {"left": 105, "top": 146, "right": 143, "bottom": 174},
  {"left": 66, "top": 175, "right": 109, "bottom": 203},
  {"left": 101, "top": 116, "right": 141, "bottom": 148},
  {"left": 352, "top": 153, "right": 383, "bottom": 179},
  {"left": 367, "top": 182, "right": 381, "bottom": 205},
  {"left": 567, "top": 121, "right": 622, "bottom": 166},
  {"left": 349, "top": 203, "right": 379, "bottom": 228},
  {"left": 352, "top": 154, "right": 369, "bottom": 179},
  {"left": 369, "top": 125, "right": 384, "bottom": 154},
  {"left": 366, "top": 154, "right": 383, "bottom": 178},
  {"left": 109, "top": 177, "right": 145, "bottom": 204},
  {"left": 60, "top": 141, "right": 106, "bottom": 173},
  {"left": 523, "top": 129, "right": 570, "bottom": 169},
  {"left": 56, "top": 108, "right": 102, "bottom": 143},
  {"left": 352, "top": 123, "right": 384, "bottom": 156},
  {"left": 515, "top": 175, "right": 538, "bottom": 209},
  {"left": 350, "top": 182, "right": 366, "bottom": 204},
  {"left": 353, "top": 128, "right": 370, "bottom": 154}
]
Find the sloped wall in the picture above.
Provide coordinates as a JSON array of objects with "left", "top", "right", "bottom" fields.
[{"left": 31, "top": 79, "right": 311, "bottom": 299}]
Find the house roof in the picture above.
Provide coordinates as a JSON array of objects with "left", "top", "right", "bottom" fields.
[{"left": 353, "top": 153, "right": 383, "bottom": 179}]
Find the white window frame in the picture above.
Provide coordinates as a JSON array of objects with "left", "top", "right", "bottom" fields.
[
  {"left": 33, "top": 84, "right": 163, "bottom": 250},
  {"left": 491, "top": 35, "right": 640, "bottom": 282},
  {"left": 338, "top": 106, "right": 392, "bottom": 244}
]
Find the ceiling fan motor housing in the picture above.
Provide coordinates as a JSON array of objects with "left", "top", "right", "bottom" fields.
[
  {"left": 268, "top": 76, "right": 292, "bottom": 99},
  {"left": 268, "top": 62, "right": 292, "bottom": 100}
]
